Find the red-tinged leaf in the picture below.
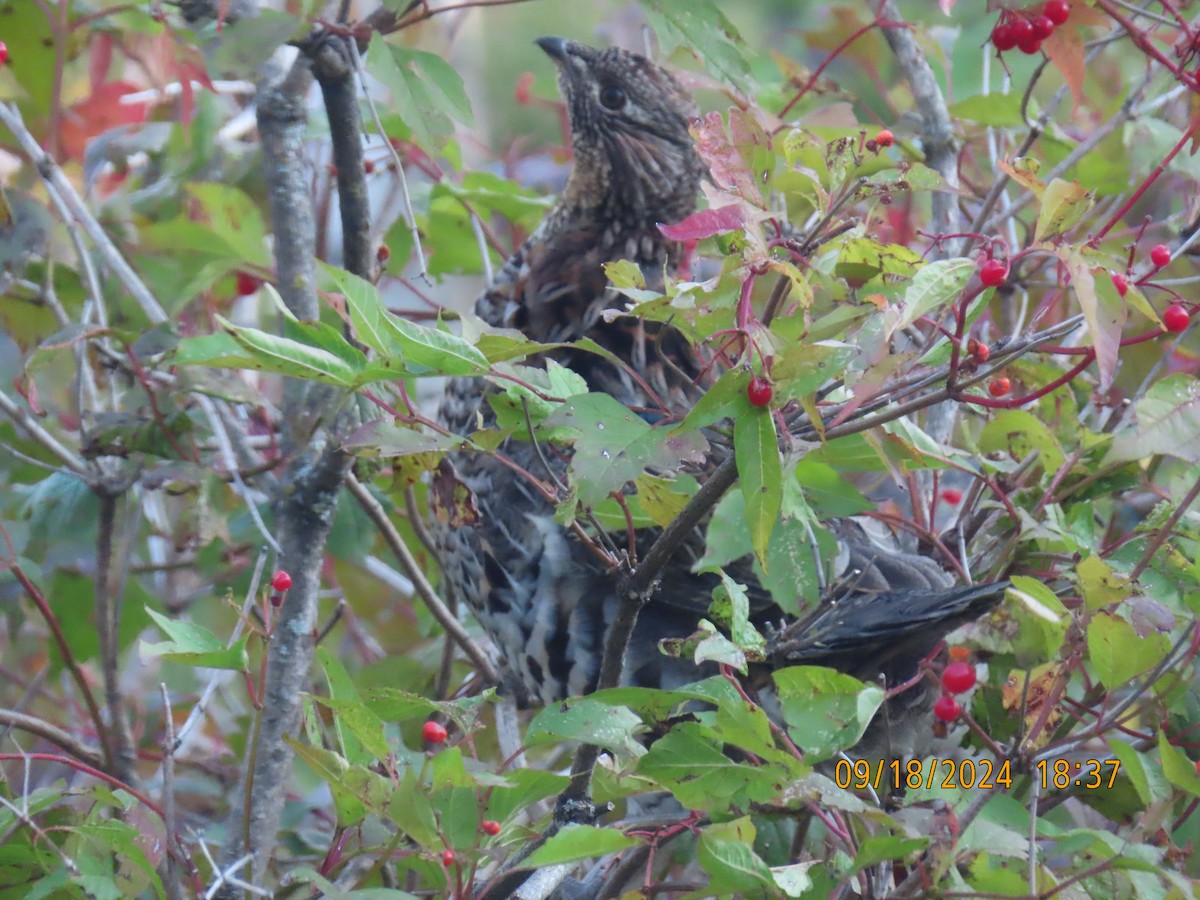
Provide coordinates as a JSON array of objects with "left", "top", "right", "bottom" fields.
[
  {"left": 659, "top": 204, "right": 746, "bottom": 241},
  {"left": 1066, "top": 253, "right": 1125, "bottom": 392},
  {"left": 89, "top": 34, "right": 114, "bottom": 92},
  {"left": 1043, "top": 25, "right": 1085, "bottom": 115},
  {"left": 13, "top": 373, "right": 43, "bottom": 417},
  {"left": 58, "top": 82, "right": 151, "bottom": 161},
  {"left": 690, "top": 111, "right": 762, "bottom": 205}
]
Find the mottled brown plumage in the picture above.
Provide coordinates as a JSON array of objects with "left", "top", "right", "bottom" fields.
[{"left": 433, "top": 38, "right": 1005, "bottom": 738}]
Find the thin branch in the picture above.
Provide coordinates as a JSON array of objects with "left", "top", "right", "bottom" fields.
[
  {"left": 159, "top": 684, "right": 184, "bottom": 900},
  {"left": 0, "top": 102, "right": 168, "bottom": 325},
  {"left": 345, "top": 472, "right": 500, "bottom": 684},
  {"left": 349, "top": 38, "right": 428, "bottom": 280},
  {"left": 0, "top": 387, "right": 88, "bottom": 475},
  {"left": 0, "top": 709, "right": 104, "bottom": 768}
]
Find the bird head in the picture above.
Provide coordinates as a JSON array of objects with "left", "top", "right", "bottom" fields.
[{"left": 535, "top": 36, "right": 703, "bottom": 230}]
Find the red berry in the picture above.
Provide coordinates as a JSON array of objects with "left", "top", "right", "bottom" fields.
[
  {"left": 377, "top": 244, "right": 391, "bottom": 263},
  {"left": 940, "top": 488, "right": 963, "bottom": 505},
  {"left": 1150, "top": 244, "right": 1171, "bottom": 268},
  {"left": 1163, "top": 304, "right": 1191, "bottom": 333},
  {"left": 235, "top": 272, "right": 261, "bottom": 296},
  {"left": 1010, "top": 17, "right": 1034, "bottom": 43},
  {"left": 1031, "top": 15, "right": 1055, "bottom": 40},
  {"left": 441, "top": 850, "right": 456, "bottom": 867},
  {"left": 0, "top": 41, "right": 8, "bottom": 67},
  {"left": 271, "top": 570, "right": 292, "bottom": 592},
  {"left": 968, "top": 339, "right": 991, "bottom": 363},
  {"left": 942, "top": 661, "right": 977, "bottom": 695},
  {"left": 979, "top": 258, "right": 1007, "bottom": 287},
  {"left": 874, "top": 129, "right": 894, "bottom": 148},
  {"left": 1044, "top": 0, "right": 1070, "bottom": 25},
  {"left": 364, "top": 159, "right": 375, "bottom": 174},
  {"left": 422, "top": 720, "right": 448, "bottom": 743},
  {"left": 933, "top": 694, "right": 962, "bottom": 723},
  {"left": 988, "top": 377, "right": 1011, "bottom": 398},
  {"left": 481, "top": 820, "right": 501, "bottom": 836},
  {"left": 1111, "top": 272, "right": 1128, "bottom": 297},
  {"left": 1017, "top": 35, "right": 1043, "bottom": 55},
  {"left": 992, "top": 22, "right": 1017, "bottom": 52},
  {"left": 747, "top": 375, "right": 773, "bottom": 408}
]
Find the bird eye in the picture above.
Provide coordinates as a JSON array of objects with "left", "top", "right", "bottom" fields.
[{"left": 598, "top": 84, "right": 627, "bottom": 110}]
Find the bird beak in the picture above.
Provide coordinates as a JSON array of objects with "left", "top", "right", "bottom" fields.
[{"left": 535, "top": 36, "right": 571, "bottom": 64}]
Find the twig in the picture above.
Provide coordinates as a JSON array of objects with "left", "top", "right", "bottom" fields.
[
  {"left": 159, "top": 684, "right": 184, "bottom": 900},
  {"left": 346, "top": 472, "right": 500, "bottom": 684},
  {"left": 348, "top": 38, "right": 428, "bottom": 280},
  {"left": 0, "top": 387, "right": 88, "bottom": 475},
  {"left": 1129, "top": 475, "right": 1200, "bottom": 580},
  {"left": 878, "top": 0, "right": 959, "bottom": 251},
  {"left": 93, "top": 491, "right": 137, "bottom": 785},
  {"left": 0, "top": 708, "right": 104, "bottom": 768},
  {"left": 0, "top": 101, "right": 167, "bottom": 325}
]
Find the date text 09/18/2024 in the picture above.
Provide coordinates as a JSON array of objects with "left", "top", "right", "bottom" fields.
[{"left": 833, "top": 757, "right": 1124, "bottom": 792}]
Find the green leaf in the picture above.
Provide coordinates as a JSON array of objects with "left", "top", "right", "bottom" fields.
[
  {"left": 947, "top": 93, "right": 1027, "bottom": 127},
  {"left": 438, "top": 171, "right": 550, "bottom": 227},
  {"left": 852, "top": 835, "right": 930, "bottom": 872},
  {"left": 366, "top": 42, "right": 473, "bottom": 149},
  {"left": 1109, "top": 740, "right": 1166, "bottom": 806},
  {"left": 1006, "top": 576, "right": 1069, "bottom": 664},
  {"left": 894, "top": 258, "right": 975, "bottom": 331},
  {"left": 546, "top": 393, "right": 709, "bottom": 507},
  {"left": 526, "top": 698, "right": 646, "bottom": 759},
  {"left": 324, "top": 265, "right": 488, "bottom": 376},
  {"left": 485, "top": 769, "right": 571, "bottom": 824},
  {"left": 979, "top": 409, "right": 1066, "bottom": 474},
  {"left": 639, "top": 0, "right": 756, "bottom": 95},
  {"left": 341, "top": 419, "right": 462, "bottom": 457},
  {"left": 634, "top": 472, "right": 696, "bottom": 528},
  {"left": 1076, "top": 554, "right": 1131, "bottom": 610},
  {"left": 140, "top": 608, "right": 249, "bottom": 670},
  {"left": 735, "top": 406, "right": 782, "bottom": 566},
  {"left": 288, "top": 738, "right": 392, "bottom": 826},
  {"left": 772, "top": 342, "right": 855, "bottom": 403},
  {"left": 1158, "top": 730, "right": 1200, "bottom": 798},
  {"left": 671, "top": 368, "right": 750, "bottom": 435},
  {"left": 207, "top": 9, "right": 303, "bottom": 77},
  {"left": 1036, "top": 178, "right": 1093, "bottom": 241},
  {"left": 771, "top": 861, "right": 818, "bottom": 897},
  {"left": 697, "top": 817, "right": 774, "bottom": 893},
  {"left": 524, "top": 825, "right": 640, "bottom": 867},
  {"left": 175, "top": 315, "right": 364, "bottom": 387},
  {"left": 690, "top": 619, "right": 748, "bottom": 672},
  {"left": 1086, "top": 613, "right": 1170, "bottom": 689},
  {"left": 1108, "top": 374, "right": 1200, "bottom": 464},
  {"left": 710, "top": 571, "right": 765, "bottom": 658},
  {"left": 636, "top": 723, "right": 780, "bottom": 810},
  {"left": 187, "top": 183, "right": 271, "bottom": 267},
  {"left": 773, "top": 666, "right": 884, "bottom": 762}
]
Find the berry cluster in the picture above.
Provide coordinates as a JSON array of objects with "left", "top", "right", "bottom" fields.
[
  {"left": 991, "top": 0, "right": 1069, "bottom": 55},
  {"left": 933, "top": 652, "right": 980, "bottom": 723}
]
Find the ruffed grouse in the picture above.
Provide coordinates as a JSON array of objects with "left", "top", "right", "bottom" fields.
[{"left": 435, "top": 37, "right": 1006, "bottom": 736}]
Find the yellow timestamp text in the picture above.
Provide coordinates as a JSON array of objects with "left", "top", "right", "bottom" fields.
[
  {"left": 834, "top": 757, "right": 1014, "bottom": 792},
  {"left": 1035, "top": 758, "right": 1122, "bottom": 790}
]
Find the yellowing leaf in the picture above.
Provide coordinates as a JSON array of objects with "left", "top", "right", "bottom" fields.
[{"left": 1036, "top": 178, "right": 1093, "bottom": 241}]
